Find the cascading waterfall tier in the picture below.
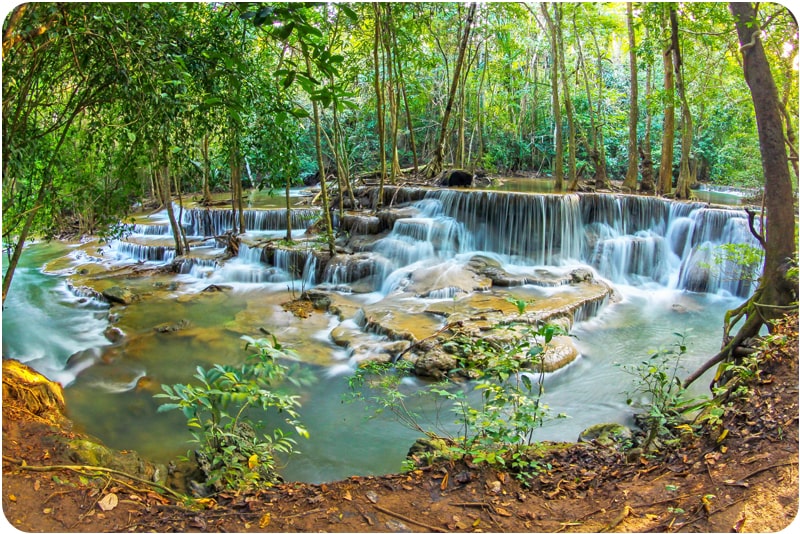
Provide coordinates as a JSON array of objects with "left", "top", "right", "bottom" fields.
[
  {"left": 181, "top": 207, "right": 320, "bottom": 237},
  {"left": 111, "top": 190, "right": 759, "bottom": 299},
  {"left": 414, "top": 190, "right": 760, "bottom": 297}
]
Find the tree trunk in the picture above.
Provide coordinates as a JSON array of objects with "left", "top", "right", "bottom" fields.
[
  {"left": 303, "top": 46, "right": 335, "bottom": 256},
  {"left": 373, "top": 2, "right": 386, "bottom": 206},
  {"left": 555, "top": 5, "right": 576, "bottom": 191},
  {"left": 657, "top": 8, "right": 675, "bottom": 197},
  {"left": 623, "top": 2, "right": 639, "bottom": 192},
  {"left": 229, "top": 134, "right": 245, "bottom": 234},
  {"left": 201, "top": 133, "right": 213, "bottom": 205},
  {"left": 590, "top": 28, "right": 610, "bottom": 189},
  {"left": 640, "top": 54, "right": 656, "bottom": 193},
  {"left": 779, "top": 72, "right": 799, "bottom": 180},
  {"left": 671, "top": 6, "right": 695, "bottom": 200},
  {"left": 730, "top": 2, "right": 796, "bottom": 311},
  {"left": 541, "top": 3, "right": 563, "bottom": 191},
  {"left": 158, "top": 157, "right": 185, "bottom": 257},
  {"left": 381, "top": 5, "right": 400, "bottom": 183},
  {"left": 427, "top": 2, "right": 476, "bottom": 180},
  {"left": 390, "top": 11, "right": 419, "bottom": 175},
  {"left": 684, "top": 2, "right": 797, "bottom": 389},
  {"left": 476, "top": 42, "right": 488, "bottom": 167}
]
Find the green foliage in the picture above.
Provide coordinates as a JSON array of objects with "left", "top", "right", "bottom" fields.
[
  {"left": 347, "top": 322, "right": 567, "bottom": 484},
  {"left": 620, "top": 332, "right": 703, "bottom": 450},
  {"left": 155, "top": 335, "right": 315, "bottom": 493},
  {"left": 707, "top": 243, "right": 764, "bottom": 283}
]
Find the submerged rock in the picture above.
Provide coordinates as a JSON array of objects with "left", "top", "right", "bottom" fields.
[{"left": 154, "top": 319, "right": 191, "bottom": 333}]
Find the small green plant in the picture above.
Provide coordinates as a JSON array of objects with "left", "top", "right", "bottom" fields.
[
  {"left": 621, "top": 332, "right": 703, "bottom": 451},
  {"left": 346, "top": 321, "right": 567, "bottom": 485},
  {"left": 700, "top": 242, "right": 763, "bottom": 284},
  {"left": 506, "top": 296, "right": 535, "bottom": 316},
  {"left": 156, "top": 335, "right": 315, "bottom": 494}
]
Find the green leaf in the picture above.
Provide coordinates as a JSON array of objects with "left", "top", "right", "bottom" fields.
[
  {"left": 521, "top": 374, "right": 533, "bottom": 392},
  {"left": 290, "top": 107, "right": 310, "bottom": 119},
  {"left": 282, "top": 70, "right": 296, "bottom": 89},
  {"left": 275, "top": 21, "right": 295, "bottom": 40},
  {"left": 339, "top": 5, "right": 358, "bottom": 22}
]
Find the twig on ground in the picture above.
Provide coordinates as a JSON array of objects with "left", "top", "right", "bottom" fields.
[{"left": 372, "top": 503, "right": 448, "bottom": 532}]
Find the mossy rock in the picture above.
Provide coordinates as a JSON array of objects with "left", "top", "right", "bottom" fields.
[
  {"left": 578, "top": 423, "right": 633, "bottom": 447},
  {"left": 67, "top": 438, "right": 167, "bottom": 485}
]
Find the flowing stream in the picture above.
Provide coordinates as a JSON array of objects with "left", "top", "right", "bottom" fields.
[{"left": 2, "top": 183, "right": 757, "bottom": 483}]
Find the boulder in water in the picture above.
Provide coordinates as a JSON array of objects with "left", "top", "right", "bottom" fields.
[
  {"left": 413, "top": 349, "right": 458, "bottom": 379},
  {"left": 539, "top": 336, "right": 580, "bottom": 372},
  {"left": 438, "top": 169, "right": 474, "bottom": 188},
  {"left": 104, "top": 326, "right": 125, "bottom": 343},
  {"left": 102, "top": 286, "right": 137, "bottom": 305}
]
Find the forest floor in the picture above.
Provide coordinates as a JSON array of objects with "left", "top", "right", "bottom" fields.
[{"left": 3, "top": 313, "right": 798, "bottom": 533}]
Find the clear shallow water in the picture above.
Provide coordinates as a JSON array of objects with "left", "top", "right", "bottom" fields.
[
  {"left": 3, "top": 241, "right": 743, "bottom": 483},
  {"left": 2, "top": 185, "right": 753, "bottom": 483}
]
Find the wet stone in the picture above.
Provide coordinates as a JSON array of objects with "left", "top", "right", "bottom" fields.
[{"left": 102, "top": 286, "right": 137, "bottom": 305}]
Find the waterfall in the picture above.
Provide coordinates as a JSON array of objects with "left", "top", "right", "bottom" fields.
[
  {"left": 131, "top": 223, "right": 172, "bottom": 236},
  {"left": 110, "top": 190, "right": 757, "bottom": 297},
  {"left": 111, "top": 241, "right": 175, "bottom": 263},
  {"left": 180, "top": 206, "right": 320, "bottom": 237},
  {"left": 412, "top": 190, "right": 759, "bottom": 297}
]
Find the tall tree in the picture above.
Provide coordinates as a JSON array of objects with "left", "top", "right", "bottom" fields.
[
  {"left": 373, "top": 3, "right": 387, "bottom": 206},
  {"left": 685, "top": 2, "right": 797, "bottom": 387},
  {"left": 657, "top": 6, "right": 675, "bottom": 196},
  {"left": 671, "top": 6, "right": 695, "bottom": 200},
  {"left": 623, "top": 2, "right": 640, "bottom": 192},
  {"left": 555, "top": 4, "right": 577, "bottom": 192},
  {"left": 541, "top": 3, "right": 563, "bottom": 191},
  {"left": 427, "top": 2, "right": 477, "bottom": 180}
]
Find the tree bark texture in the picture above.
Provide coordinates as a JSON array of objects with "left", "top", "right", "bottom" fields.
[
  {"left": 729, "top": 2, "right": 796, "bottom": 311},
  {"left": 657, "top": 12, "right": 675, "bottom": 197},
  {"left": 623, "top": 2, "right": 639, "bottom": 191}
]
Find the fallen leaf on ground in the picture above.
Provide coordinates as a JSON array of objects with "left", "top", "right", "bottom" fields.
[{"left": 98, "top": 493, "right": 118, "bottom": 511}]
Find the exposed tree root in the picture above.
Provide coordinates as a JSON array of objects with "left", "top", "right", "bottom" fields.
[{"left": 10, "top": 461, "right": 186, "bottom": 500}]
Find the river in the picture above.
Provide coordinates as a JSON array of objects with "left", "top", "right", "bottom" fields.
[{"left": 2, "top": 182, "right": 756, "bottom": 483}]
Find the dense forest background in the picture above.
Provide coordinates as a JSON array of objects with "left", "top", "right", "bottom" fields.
[{"left": 2, "top": 2, "right": 798, "bottom": 243}]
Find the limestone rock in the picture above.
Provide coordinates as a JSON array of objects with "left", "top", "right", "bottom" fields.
[
  {"left": 413, "top": 349, "right": 458, "bottom": 379},
  {"left": 102, "top": 286, "right": 137, "bottom": 305},
  {"left": 540, "top": 336, "right": 580, "bottom": 372}
]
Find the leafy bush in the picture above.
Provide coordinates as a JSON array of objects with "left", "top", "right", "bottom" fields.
[
  {"left": 156, "top": 335, "right": 315, "bottom": 493},
  {"left": 346, "top": 321, "right": 567, "bottom": 483}
]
